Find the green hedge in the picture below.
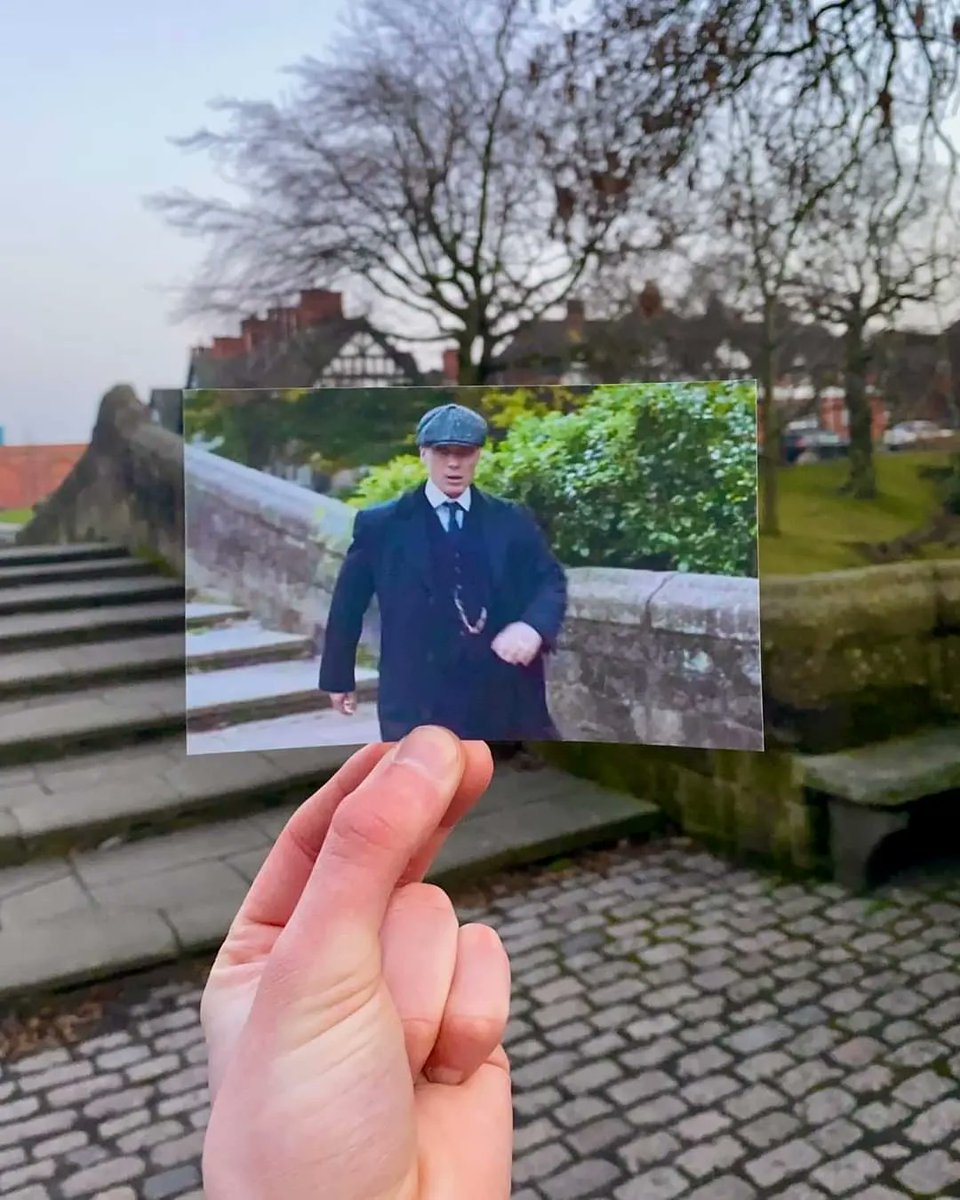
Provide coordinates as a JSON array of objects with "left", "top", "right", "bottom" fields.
[{"left": 350, "top": 380, "right": 758, "bottom": 576}]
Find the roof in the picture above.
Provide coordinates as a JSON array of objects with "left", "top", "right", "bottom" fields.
[{"left": 187, "top": 317, "right": 421, "bottom": 390}]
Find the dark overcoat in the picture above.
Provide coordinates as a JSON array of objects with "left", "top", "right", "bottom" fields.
[{"left": 317, "top": 483, "right": 567, "bottom": 741}]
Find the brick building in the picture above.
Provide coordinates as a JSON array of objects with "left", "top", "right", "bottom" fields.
[
  {"left": 0, "top": 444, "right": 86, "bottom": 510},
  {"left": 189, "top": 289, "right": 417, "bottom": 384}
]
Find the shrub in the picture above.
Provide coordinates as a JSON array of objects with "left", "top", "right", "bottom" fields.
[{"left": 349, "top": 380, "right": 758, "bottom": 576}]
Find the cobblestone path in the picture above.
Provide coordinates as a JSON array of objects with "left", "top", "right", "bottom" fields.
[{"left": 2, "top": 836, "right": 960, "bottom": 1200}]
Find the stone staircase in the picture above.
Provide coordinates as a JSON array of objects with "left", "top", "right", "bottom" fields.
[{"left": 0, "top": 542, "right": 663, "bottom": 1003}]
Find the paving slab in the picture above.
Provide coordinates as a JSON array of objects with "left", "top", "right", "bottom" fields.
[
  {"left": 800, "top": 725, "right": 960, "bottom": 807},
  {"left": 0, "top": 907, "right": 177, "bottom": 996},
  {"left": 0, "top": 599, "right": 186, "bottom": 651},
  {"left": 0, "top": 541, "right": 125, "bottom": 566},
  {"left": 0, "top": 575, "right": 182, "bottom": 615},
  {"left": 0, "top": 633, "right": 186, "bottom": 696},
  {"left": 0, "top": 765, "right": 661, "bottom": 999}
]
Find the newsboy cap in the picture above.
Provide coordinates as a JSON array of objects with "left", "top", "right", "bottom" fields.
[{"left": 415, "top": 403, "right": 488, "bottom": 447}]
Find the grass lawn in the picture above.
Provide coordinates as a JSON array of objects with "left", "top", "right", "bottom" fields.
[
  {"left": 759, "top": 449, "right": 959, "bottom": 575},
  {"left": 0, "top": 508, "right": 32, "bottom": 524}
]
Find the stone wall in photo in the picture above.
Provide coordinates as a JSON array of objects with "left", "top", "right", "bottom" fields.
[
  {"left": 183, "top": 442, "right": 379, "bottom": 656},
  {"left": 546, "top": 568, "right": 762, "bottom": 752}
]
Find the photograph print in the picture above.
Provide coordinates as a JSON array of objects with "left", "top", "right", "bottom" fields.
[{"left": 181, "top": 380, "right": 762, "bottom": 755}]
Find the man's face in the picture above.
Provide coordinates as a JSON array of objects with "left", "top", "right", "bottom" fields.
[{"left": 420, "top": 444, "right": 481, "bottom": 497}]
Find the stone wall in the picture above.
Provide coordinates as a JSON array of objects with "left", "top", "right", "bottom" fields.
[
  {"left": 547, "top": 568, "right": 762, "bottom": 751},
  {"left": 183, "top": 442, "right": 379, "bottom": 655},
  {"left": 16, "top": 386, "right": 184, "bottom": 575},
  {"left": 543, "top": 558, "right": 960, "bottom": 876}
]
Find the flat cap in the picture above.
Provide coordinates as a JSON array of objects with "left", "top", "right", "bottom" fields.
[{"left": 416, "top": 403, "right": 488, "bottom": 447}]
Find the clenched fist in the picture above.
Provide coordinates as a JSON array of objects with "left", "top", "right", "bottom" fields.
[{"left": 491, "top": 621, "right": 543, "bottom": 667}]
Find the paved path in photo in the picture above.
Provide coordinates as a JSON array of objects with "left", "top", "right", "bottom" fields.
[{"left": 2, "top": 836, "right": 960, "bottom": 1200}]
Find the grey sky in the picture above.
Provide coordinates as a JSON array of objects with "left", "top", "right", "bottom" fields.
[
  {"left": 1, "top": 3, "right": 957, "bottom": 445},
  {"left": 0, "top": 1, "right": 345, "bottom": 445}
]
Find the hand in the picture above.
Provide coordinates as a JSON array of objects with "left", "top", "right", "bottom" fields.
[
  {"left": 330, "top": 691, "right": 356, "bottom": 715},
  {"left": 491, "top": 621, "right": 543, "bottom": 666},
  {"left": 201, "top": 728, "right": 512, "bottom": 1200}
]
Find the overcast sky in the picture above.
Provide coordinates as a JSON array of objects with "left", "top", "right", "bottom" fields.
[
  {"left": 1, "top": 3, "right": 958, "bottom": 445},
  {"left": 0, "top": 1, "right": 346, "bottom": 445}
]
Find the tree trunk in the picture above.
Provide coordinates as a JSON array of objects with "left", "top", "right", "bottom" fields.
[
  {"left": 759, "top": 305, "right": 780, "bottom": 537},
  {"left": 843, "top": 301, "right": 876, "bottom": 499}
]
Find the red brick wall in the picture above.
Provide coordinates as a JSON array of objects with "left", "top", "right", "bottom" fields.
[{"left": 0, "top": 444, "right": 87, "bottom": 509}]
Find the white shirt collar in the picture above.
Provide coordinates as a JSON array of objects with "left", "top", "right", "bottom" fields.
[{"left": 425, "top": 479, "right": 472, "bottom": 511}]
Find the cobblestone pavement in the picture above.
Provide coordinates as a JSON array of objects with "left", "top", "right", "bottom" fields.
[{"left": 2, "top": 835, "right": 960, "bottom": 1200}]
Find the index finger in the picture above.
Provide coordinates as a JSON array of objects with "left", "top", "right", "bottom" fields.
[{"left": 217, "top": 735, "right": 492, "bottom": 967}]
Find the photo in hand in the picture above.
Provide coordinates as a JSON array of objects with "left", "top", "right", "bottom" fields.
[{"left": 182, "top": 381, "right": 762, "bottom": 754}]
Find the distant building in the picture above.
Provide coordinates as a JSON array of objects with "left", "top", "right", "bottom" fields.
[
  {"left": 0, "top": 444, "right": 86, "bottom": 510},
  {"left": 188, "top": 289, "right": 420, "bottom": 391}
]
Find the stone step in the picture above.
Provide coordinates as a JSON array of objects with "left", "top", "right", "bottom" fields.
[
  {"left": 0, "top": 632, "right": 187, "bottom": 699},
  {"left": 186, "top": 660, "right": 378, "bottom": 730},
  {"left": 185, "top": 601, "right": 249, "bottom": 629},
  {"left": 186, "top": 702, "right": 383, "bottom": 754},
  {"left": 0, "top": 599, "right": 187, "bottom": 653},
  {"left": 0, "top": 763, "right": 663, "bottom": 1000},
  {"left": 799, "top": 723, "right": 960, "bottom": 808},
  {"left": 0, "top": 574, "right": 183, "bottom": 616},
  {"left": 0, "top": 676, "right": 188, "bottom": 766},
  {"left": 0, "top": 738, "right": 353, "bottom": 866},
  {"left": 186, "top": 623, "right": 312, "bottom": 672},
  {"left": 0, "top": 554, "right": 152, "bottom": 588},
  {"left": 0, "top": 542, "right": 126, "bottom": 567}
]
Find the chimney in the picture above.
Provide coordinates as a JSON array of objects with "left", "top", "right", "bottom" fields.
[
  {"left": 442, "top": 348, "right": 460, "bottom": 383},
  {"left": 565, "top": 298, "right": 585, "bottom": 340},
  {"left": 241, "top": 315, "right": 270, "bottom": 352},
  {"left": 267, "top": 305, "right": 298, "bottom": 339},
  {"left": 297, "top": 289, "right": 344, "bottom": 325},
  {"left": 210, "top": 336, "right": 246, "bottom": 360}
]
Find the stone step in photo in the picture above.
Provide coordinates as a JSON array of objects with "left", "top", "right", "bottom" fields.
[
  {"left": 0, "top": 632, "right": 187, "bottom": 699},
  {"left": 0, "top": 739, "right": 353, "bottom": 867},
  {"left": 0, "top": 764, "right": 663, "bottom": 1001},
  {"left": 0, "top": 553, "right": 152, "bottom": 588},
  {"left": 185, "top": 659, "right": 378, "bottom": 729},
  {"left": 0, "top": 599, "right": 188, "bottom": 653},
  {"left": 185, "top": 601, "right": 250, "bottom": 629},
  {"left": 0, "top": 541, "right": 127, "bottom": 568},
  {"left": 0, "top": 574, "right": 183, "bottom": 616},
  {"left": 185, "top": 622, "right": 312, "bottom": 672},
  {"left": 186, "top": 700, "right": 384, "bottom": 754}
]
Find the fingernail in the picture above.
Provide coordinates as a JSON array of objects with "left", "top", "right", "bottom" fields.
[
  {"left": 393, "top": 726, "right": 459, "bottom": 776},
  {"left": 426, "top": 1066, "right": 463, "bottom": 1086}
]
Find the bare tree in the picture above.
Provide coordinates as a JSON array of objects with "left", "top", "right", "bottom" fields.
[
  {"left": 148, "top": 0, "right": 673, "bottom": 383},
  {"left": 691, "top": 84, "right": 850, "bottom": 536},
  {"left": 547, "top": 0, "right": 960, "bottom": 192},
  {"left": 787, "top": 145, "right": 960, "bottom": 497}
]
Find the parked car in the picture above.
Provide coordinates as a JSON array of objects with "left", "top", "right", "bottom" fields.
[
  {"left": 883, "top": 420, "right": 954, "bottom": 449},
  {"left": 781, "top": 427, "right": 850, "bottom": 464}
]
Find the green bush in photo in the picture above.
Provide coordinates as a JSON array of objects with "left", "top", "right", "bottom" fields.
[{"left": 351, "top": 380, "right": 758, "bottom": 577}]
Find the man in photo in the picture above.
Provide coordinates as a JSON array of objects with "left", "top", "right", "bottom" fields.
[{"left": 318, "top": 402, "right": 568, "bottom": 741}]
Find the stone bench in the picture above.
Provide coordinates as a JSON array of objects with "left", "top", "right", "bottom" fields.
[{"left": 798, "top": 724, "right": 960, "bottom": 890}]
